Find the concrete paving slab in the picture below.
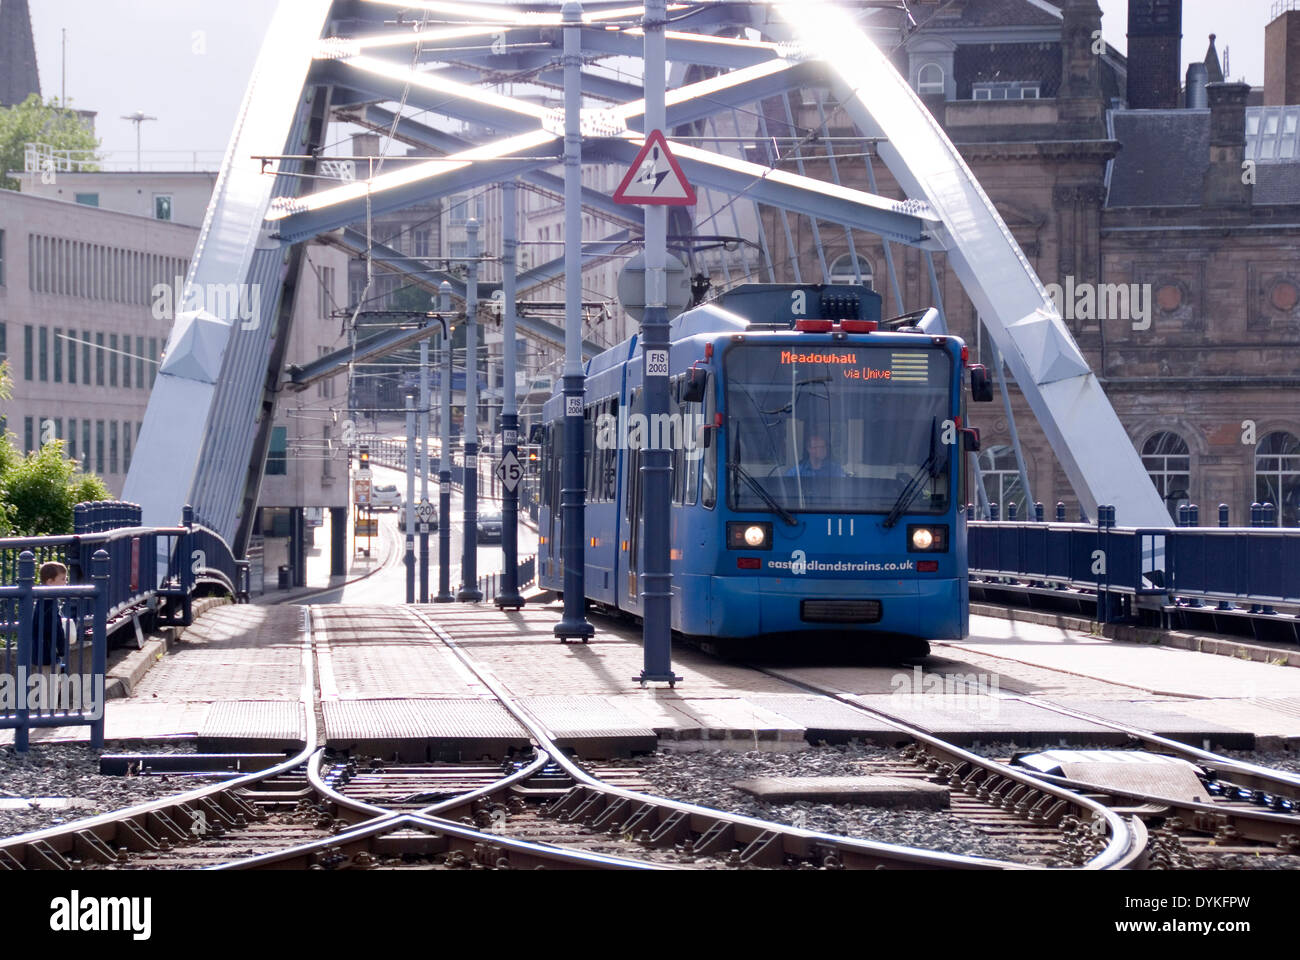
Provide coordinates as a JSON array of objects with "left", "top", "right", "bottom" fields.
[
  {"left": 1045, "top": 699, "right": 1256, "bottom": 750},
  {"left": 321, "top": 698, "right": 530, "bottom": 761},
  {"left": 733, "top": 775, "right": 950, "bottom": 809},
  {"left": 516, "top": 695, "right": 657, "bottom": 757},
  {"left": 751, "top": 695, "right": 911, "bottom": 745},
  {"left": 199, "top": 700, "right": 305, "bottom": 752},
  {"left": 846, "top": 694, "right": 1125, "bottom": 746}
]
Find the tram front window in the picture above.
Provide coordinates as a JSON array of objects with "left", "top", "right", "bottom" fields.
[{"left": 724, "top": 343, "right": 952, "bottom": 515}]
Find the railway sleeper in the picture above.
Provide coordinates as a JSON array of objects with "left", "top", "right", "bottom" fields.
[
  {"left": 74, "top": 830, "right": 124, "bottom": 865},
  {"left": 618, "top": 802, "right": 658, "bottom": 837},
  {"left": 117, "top": 819, "right": 162, "bottom": 852},
  {"left": 977, "top": 775, "right": 1005, "bottom": 801},
  {"left": 589, "top": 796, "right": 631, "bottom": 832},
  {"left": 644, "top": 810, "right": 690, "bottom": 847},
  {"left": 686, "top": 820, "right": 734, "bottom": 857},
  {"left": 560, "top": 791, "right": 606, "bottom": 825},
  {"left": 0, "top": 849, "right": 23, "bottom": 871},
  {"left": 729, "top": 830, "right": 785, "bottom": 869},
  {"left": 543, "top": 786, "right": 587, "bottom": 818},
  {"left": 27, "top": 840, "right": 71, "bottom": 870},
  {"left": 147, "top": 809, "right": 190, "bottom": 844}
]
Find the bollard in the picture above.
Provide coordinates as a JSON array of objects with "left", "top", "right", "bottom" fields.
[
  {"left": 1263, "top": 502, "right": 1277, "bottom": 527},
  {"left": 1177, "top": 505, "right": 1189, "bottom": 528},
  {"left": 1007, "top": 502, "right": 1018, "bottom": 521},
  {"left": 966, "top": 503, "right": 974, "bottom": 521},
  {"left": 1034, "top": 502, "right": 1044, "bottom": 523},
  {"left": 989, "top": 502, "right": 999, "bottom": 522},
  {"left": 1056, "top": 502, "right": 1066, "bottom": 523},
  {"left": 1218, "top": 504, "right": 1230, "bottom": 528},
  {"left": 1188, "top": 504, "right": 1199, "bottom": 527},
  {"left": 1250, "top": 501, "right": 1263, "bottom": 527}
]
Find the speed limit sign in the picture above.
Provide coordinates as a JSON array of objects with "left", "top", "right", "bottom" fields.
[{"left": 495, "top": 451, "right": 523, "bottom": 492}]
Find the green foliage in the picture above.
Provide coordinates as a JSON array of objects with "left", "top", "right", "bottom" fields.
[
  {"left": 1, "top": 440, "right": 110, "bottom": 537},
  {"left": 0, "top": 94, "right": 100, "bottom": 191},
  {"left": 389, "top": 284, "right": 437, "bottom": 314}
]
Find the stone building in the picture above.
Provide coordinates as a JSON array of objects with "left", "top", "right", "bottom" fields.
[{"left": 755, "top": 0, "right": 1300, "bottom": 526}]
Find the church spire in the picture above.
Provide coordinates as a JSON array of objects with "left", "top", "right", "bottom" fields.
[{"left": 0, "top": 0, "right": 42, "bottom": 107}]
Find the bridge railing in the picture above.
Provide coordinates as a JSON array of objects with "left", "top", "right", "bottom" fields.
[
  {"left": 1, "top": 550, "right": 110, "bottom": 750},
  {"left": 968, "top": 503, "right": 1300, "bottom": 636}
]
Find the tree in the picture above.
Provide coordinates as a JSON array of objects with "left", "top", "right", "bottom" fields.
[
  {"left": 0, "top": 94, "right": 100, "bottom": 191},
  {"left": 3, "top": 441, "right": 110, "bottom": 537},
  {"left": 0, "top": 362, "right": 15, "bottom": 535}
]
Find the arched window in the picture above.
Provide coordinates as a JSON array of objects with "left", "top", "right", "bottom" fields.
[
  {"left": 917, "top": 63, "right": 945, "bottom": 95},
  {"left": 978, "top": 445, "right": 1028, "bottom": 518},
  {"left": 1141, "top": 431, "right": 1191, "bottom": 521},
  {"left": 1255, "top": 430, "right": 1300, "bottom": 527},
  {"left": 829, "top": 253, "right": 873, "bottom": 289}
]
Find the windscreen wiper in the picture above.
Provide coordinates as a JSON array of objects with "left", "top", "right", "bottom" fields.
[
  {"left": 730, "top": 462, "right": 797, "bottom": 526},
  {"left": 881, "top": 418, "right": 943, "bottom": 529}
]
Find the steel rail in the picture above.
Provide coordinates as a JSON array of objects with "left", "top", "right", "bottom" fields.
[
  {"left": 412, "top": 610, "right": 1020, "bottom": 870},
  {"left": 0, "top": 608, "right": 320, "bottom": 870},
  {"left": 751, "top": 665, "right": 1145, "bottom": 870}
]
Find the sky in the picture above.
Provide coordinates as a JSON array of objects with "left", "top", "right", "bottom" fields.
[{"left": 28, "top": 0, "right": 1277, "bottom": 163}]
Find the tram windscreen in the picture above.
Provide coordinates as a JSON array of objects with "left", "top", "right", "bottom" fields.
[{"left": 724, "top": 344, "right": 953, "bottom": 515}]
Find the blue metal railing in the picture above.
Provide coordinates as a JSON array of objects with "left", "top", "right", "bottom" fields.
[
  {"left": 968, "top": 502, "right": 1300, "bottom": 638},
  {"left": 1, "top": 550, "right": 110, "bottom": 750}
]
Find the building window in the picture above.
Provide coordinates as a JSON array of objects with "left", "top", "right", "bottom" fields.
[
  {"left": 67, "top": 418, "right": 76, "bottom": 462},
  {"left": 67, "top": 332, "right": 76, "bottom": 384},
  {"left": 109, "top": 421, "right": 118, "bottom": 474},
  {"left": 1141, "top": 431, "right": 1191, "bottom": 521},
  {"left": 24, "top": 325, "right": 33, "bottom": 380},
  {"left": 75, "top": 193, "right": 99, "bottom": 207},
  {"left": 829, "top": 253, "right": 874, "bottom": 288},
  {"left": 267, "top": 426, "right": 288, "bottom": 476},
  {"left": 53, "top": 327, "right": 62, "bottom": 382},
  {"left": 972, "top": 81, "right": 1042, "bottom": 101},
  {"left": 414, "top": 229, "right": 430, "bottom": 258},
  {"left": 24, "top": 417, "right": 33, "bottom": 454},
  {"left": 978, "top": 445, "right": 1028, "bottom": 518},
  {"left": 447, "top": 193, "right": 485, "bottom": 225},
  {"left": 122, "top": 338, "right": 131, "bottom": 388},
  {"left": 154, "top": 195, "right": 173, "bottom": 221},
  {"left": 1255, "top": 431, "right": 1300, "bottom": 527},
  {"left": 0, "top": 228, "right": 5, "bottom": 286},
  {"left": 95, "top": 421, "right": 105, "bottom": 474},
  {"left": 38, "top": 327, "right": 48, "bottom": 381},
  {"left": 109, "top": 334, "right": 118, "bottom": 386},
  {"left": 148, "top": 337, "right": 158, "bottom": 386},
  {"left": 136, "top": 336, "right": 145, "bottom": 388},
  {"left": 0, "top": 321, "right": 6, "bottom": 365},
  {"left": 82, "top": 331, "right": 91, "bottom": 385},
  {"left": 123, "top": 421, "right": 132, "bottom": 473},
  {"left": 318, "top": 266, "right": 334, "bottom": 319},
  {"left": 81, "top": 421, "right": 91, "bottom": 472},
  {"left": 917, "top": 63, "right": 945, "bottom": 95}
]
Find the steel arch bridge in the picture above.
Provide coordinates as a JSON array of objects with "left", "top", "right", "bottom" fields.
[{"left": 122, "top": 0, "right": 1170, "bottom": 555}]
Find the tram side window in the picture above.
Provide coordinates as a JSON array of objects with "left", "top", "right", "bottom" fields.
[
  {"left": 584, "top": 403, "right": 598, "bottom": 501},
  {"left": 701, "top": 374, "right": 716, "bottom": 509},
  {"left": 625, "top": 389, "right": 642, "bottom": 522},
  {"left": 601, "top": 397, "right": 618, "bottom": 501}
]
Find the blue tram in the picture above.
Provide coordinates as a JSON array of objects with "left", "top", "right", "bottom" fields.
[{"left": 537, "top": 284, "right": 990, "bottom": 649}]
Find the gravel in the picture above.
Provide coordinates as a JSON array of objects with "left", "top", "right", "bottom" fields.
[
  {"left": 611, "top": 742, "right": 1066, "bottom": 865},
  {"left": 0, "top": 743, "right": 226, "bottom": 839}
]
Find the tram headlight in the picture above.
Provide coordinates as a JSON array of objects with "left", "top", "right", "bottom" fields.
[
  {"left": 728, "top": 521, "right": 772, "bottom": 550},
  {"left": 907, "top": 524, "right": 948, "bottom": 552}
]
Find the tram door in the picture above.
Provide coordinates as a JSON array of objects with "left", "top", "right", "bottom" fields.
[
  {"left": 547, "top": 422, "right": 561, "bottom": 578},
  {"left": 624, "top": 388, "right": 643, "bottom": 609}
]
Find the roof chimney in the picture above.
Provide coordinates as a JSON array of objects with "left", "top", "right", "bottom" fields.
[
  {"left": 1265, "top": 1, "right": 1300, "bottom": 106},
  {"left": 1185, "top": 62, "right": 1208, "bottom": 109},
  {"left": 1059, "top": 0, "right": 1106, "bottom": 135},
  {"left": 1127, "top": 0, "right": 1182, "bottom": 108},
  {"left": 1202, "top": 82, "right": 1252, "bottom": 208}
]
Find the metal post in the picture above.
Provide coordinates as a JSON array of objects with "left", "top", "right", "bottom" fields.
[
  {"left": 458, "top": 219, "right": 482, "bottom": 602},
  {"left": 498, "top": 180, "right": 526, "bottom": 609},
  {"left": 15, "top": 551, "right": 34, "bottom": 753},
  {"left": 636, "top": 0, "right": 678, "bottom": 683},
  {"left": 90, "top": 549, "right": 109, "bottom": 749},
  {"left": 555, "top": 0, "right": 593, "bottom": 640},
  {"left": 404, "top": 392, "right": 416, "bottom": 604},
  {"left": 419, "top": 338, "right": 431, "bottom": 603},
  {"left": 436, "top": 283, "right": 455, "bottom": 602}
]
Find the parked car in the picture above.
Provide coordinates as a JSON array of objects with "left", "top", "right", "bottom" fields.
[
  {"left": 477, "top": 509, "right": 503, "bottom": 543},
  {"left": 371, "top": 484, "right": 403, "bottom": 511}
]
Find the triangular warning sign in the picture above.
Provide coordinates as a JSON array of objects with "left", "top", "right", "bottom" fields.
[{"left": 613, "top": 129, "right": 697, "bottom": 206}]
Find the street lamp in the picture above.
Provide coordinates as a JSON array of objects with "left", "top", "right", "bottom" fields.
[{"left": 120, "top": 111, "right": 158, "bottom": 170}]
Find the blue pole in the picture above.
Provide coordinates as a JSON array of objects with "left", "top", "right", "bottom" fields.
[
  {"left": 91, "top": 549, "right": 109, "bottom": 749},
  {"left": 555, "top": 1, "right": 593, "bottom": 640},
  {"left": 459, "top": 220, "right": 483, "bottom": 602},
  {"left": 436, "top": 282, "right": 455, "bottom": 603},
  {"left": 497, "top": 180, "right": 526, "bottom": 609},
  {"left": 15, "top": 551, "right": 34, "bottom": 752},
  {"left": 634, "top": 0, "right": 680, "bottom": 683},
  {"left": 404, "top": 392, "right": 416, "bottom": 603}
]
